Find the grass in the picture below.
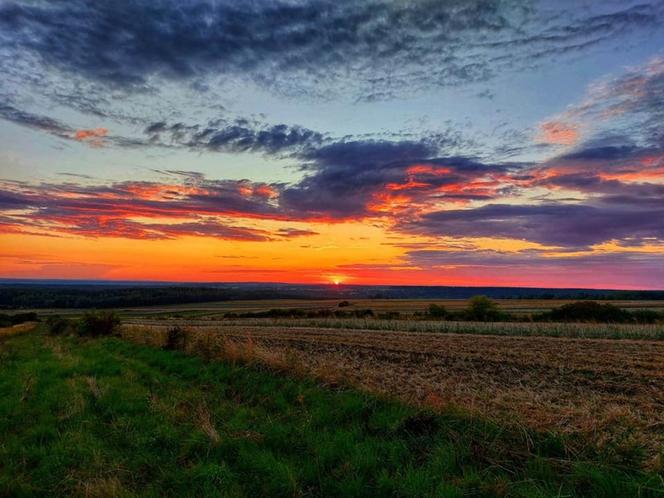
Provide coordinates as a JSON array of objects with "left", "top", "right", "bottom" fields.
[{"left": 1, "top": 328, "right": 663, "bottom": 497}]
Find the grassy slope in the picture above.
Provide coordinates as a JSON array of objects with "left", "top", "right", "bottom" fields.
[{"left": 1, "top": 329, "right": 662, "bottom": 497}]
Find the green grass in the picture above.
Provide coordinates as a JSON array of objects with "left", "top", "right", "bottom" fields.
[{"left": 1, "top": 329, "right": 662, "bottom": 497}]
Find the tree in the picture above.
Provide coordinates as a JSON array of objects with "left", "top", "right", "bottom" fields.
[{"left": 466, "top": 295, "right": 501, "bottom": 321}]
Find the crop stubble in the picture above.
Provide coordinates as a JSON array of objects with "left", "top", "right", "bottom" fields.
[{"left": 123, "top": 322, "right": 664, "bottom": 464}]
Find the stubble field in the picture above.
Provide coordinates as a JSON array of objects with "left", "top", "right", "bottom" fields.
[{"left": 123, "top": 320, "right": 664, "bottom": 466}]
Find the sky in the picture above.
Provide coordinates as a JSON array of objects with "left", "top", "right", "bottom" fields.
[{"left": 0, "top": 0, "right": 663, "bottom": 289}]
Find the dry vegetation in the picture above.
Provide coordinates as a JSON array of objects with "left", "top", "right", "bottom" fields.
[
  {"left": 0, "top": 322, "right": 38, "bottom": 339},
  {"left": 122, "top": 322, "right": 664, "bottom": 468}
]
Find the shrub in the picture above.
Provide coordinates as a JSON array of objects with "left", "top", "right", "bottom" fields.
[
  {"left": 78, "top": 311, "right": 120, "bottom": 337},
  {"left": 46, "top": 315, "right": 70, "bottom": 336},
  {"left": 0, "top": 312, "right": 39, "bottom": 328},
  {"left": 426, "top": 304, "right": 448, "bottom": 319},
  {"left": 164, "top": 326, "right": 187, "bottom": 350},
  {"left": 465, "top": 296, "right": 502, "bottom": 321},
  {"left": 629, "top": 309, "right": 662, "bottom": 324},
  {"left": 378, "top": 311, "right": 401, "bottom": 320},
  {"left": 542, "top": 301, "right": 631, "bottom": 323},
  {"left": 353, "top": 309, "right": 374, "bottom": 318},
  {"left": 338, "top": 301, "right": 351, "bottom": 307}
]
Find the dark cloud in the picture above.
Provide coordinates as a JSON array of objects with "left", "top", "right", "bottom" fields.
[
  {"left": 275, "top": 228, "right": 319, "bottom": 238},
  {"left": 406, "top": 248, "right": 664, "bottom": 269},
  {"left": 1, "top": 128, "right": 662, "bottom": 249},
  {"left": 0, "top": 178, "right": 285, "bottom": 238},
  {"left": 402, "top": 248, "right": 664, "bottom": 288},
  {"left": 0, "top": 101, "right": 72, "bottom": 138},
  {"left": 2, "top": 0, "right": 661, "bottom": 99},
  {"left": 145, "top": 119, "right": 325, "bottom": 155},
  {"left": 282, "top": 140, "right": 519, "bottom": 217},
  {"left": 61, "top": 218, "right": 271, "bottom": 241},
  {"left": 401, "top": 202, "right": 664, "bottom": 248}
]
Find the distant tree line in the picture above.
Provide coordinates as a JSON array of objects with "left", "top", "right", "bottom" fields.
[
  {"left": 0, "top": 286, "right": 312, "bottom": 309},
  {"left": 3, "top": 284, "right": 663, "bottom": 309},
  {"left": 425, "top": 298, "right": 663, "bottom": 324},
  {"left": 224, "top": 298, "right": 663, "bottom": 324}
]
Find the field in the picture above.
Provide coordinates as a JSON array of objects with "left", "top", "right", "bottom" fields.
[
  {"left": 2, "top": 325, "right": 664, "bottom": 497},
  {"left": 29, "top": 298, "right": 664, "bottom": 319},
  {"left": 3, "top": 299, "right": 664, "bottom": 497},
  {"left": 123, "top": 322, "right": 664, "bottom": 464}
]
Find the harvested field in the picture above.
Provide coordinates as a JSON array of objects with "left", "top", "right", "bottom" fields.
[{"left": 123, "top": 322, "right": 664, "bottom": 466}]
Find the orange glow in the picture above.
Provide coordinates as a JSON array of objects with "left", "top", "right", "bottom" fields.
[
  {"left": 328, "top": 275, "right": 346, "bottom": 285},
  {"left": 1, "top": 226, "right": 658, "bottom": 289}
]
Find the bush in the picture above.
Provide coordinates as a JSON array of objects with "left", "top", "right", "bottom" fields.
[
  {"left": 164, "top": 326, "right": 187, "bottom": 350},
  {"left": 78, "top": 311, "right": 120, "bottom": 337},
  {"left": 426, "top": 304, "right": 448, "bottom": 319},
  {"left": 0, "top": 312, "right": 39, "bottom": 328},
  {"left": 630, "top": 309, "right": 662, "bottom": 324},
  {"left": 338, "top": 301, "right": 351, "bottom": 307},
  {"left": 378, "top": 311, "right": 401, "bottom": 320},
  {"left": 465, "top": 296, "right": 502, "bottom": 321},
  {"left": 541, "top": 301, "right": 631, "bottom": 323},
  {"left": 46, "top": 315, "right": 70, "bottom": 335}
]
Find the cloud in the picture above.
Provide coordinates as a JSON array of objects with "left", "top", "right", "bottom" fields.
[
  {"left": 144, "top": 119, "right": 325, "bottom": 155},
  {"left": 406, "top": 248, "right": 664, "bottom": 269},
  {"left": 281, "top": 140, "right": 519, "bottom": 218},
  {"left": 536, "top": 121, "right": 579, "bottom": 145},
  {"left": 0, "top": 101, "right": 72, "bottom": 138},
  {"left": 74, "top": 127, "right": 108, "bottom": 147},
  {"left": 539, "top": 55, "right": 664, "bottom": 149},
  {"left": 0, "top": 177, "right": 286, "bottom": 240},
  {"left": 2, "top": 0, "right": 662, "bottom": 100},
  {"left": 402, "top": 248, "right": 664, "bottom": 289},
  {"left": 1, "top": 99, "right": 119, "bottom": 147},
  {"left": 275, "top": 228, "right": 319, "bottom": 238},
  {"left": 401, "top": 202, "right": 664, "bottom": 248}
]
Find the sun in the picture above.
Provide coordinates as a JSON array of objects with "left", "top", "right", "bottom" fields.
[{"left": 328, "top": 275, "right": 346, "bottom": 285}]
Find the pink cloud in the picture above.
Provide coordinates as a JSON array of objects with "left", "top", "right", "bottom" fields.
[
  {"left": 536, "top": 121, "right": 579, "bottom": 145},
  {"left": 73, "top": 127, "right": 109, "bottom": 147}
]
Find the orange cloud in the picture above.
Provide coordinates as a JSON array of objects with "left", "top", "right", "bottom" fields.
[
  {"left": 74, "top": 127, "right": 109, "bottom": 147},
  {"left": 536, "top": 121, "right": 579, "bottom": 145}
]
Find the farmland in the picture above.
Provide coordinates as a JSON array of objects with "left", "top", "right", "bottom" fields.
[
  {"left": 122, "top": 322, "right": 664, "bottom": 464},
  {"left": 2, "top": 324, "right": 664, "bottom": 497},
  {"left": 2, "top": 298, "right": 664, "bottom": 496},
  {"left": 27, "top": 297, "right": 664, "bottom": 320}
]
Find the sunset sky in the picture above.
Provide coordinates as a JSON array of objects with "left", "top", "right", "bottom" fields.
[{"left": 1, "top": 0, "right": 663, "bottom": 288}]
